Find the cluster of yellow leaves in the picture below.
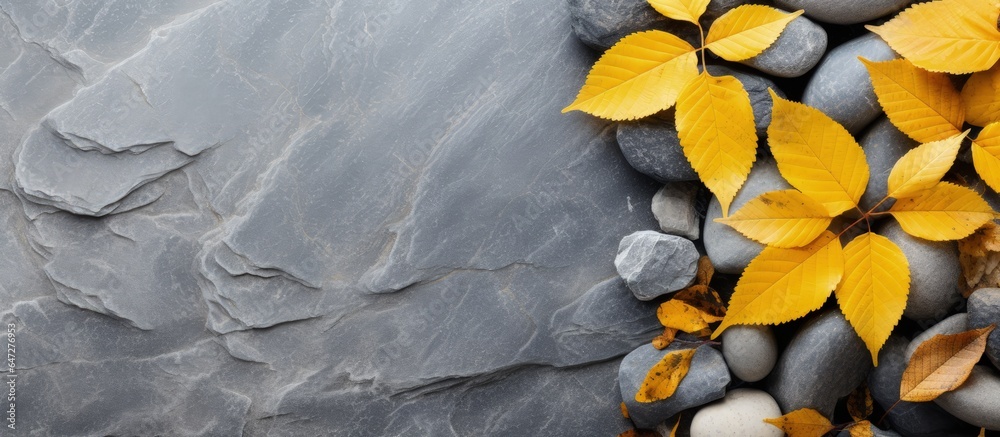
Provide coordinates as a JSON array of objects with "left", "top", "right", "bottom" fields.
[
  {"left": 563, "top": 0, "right": 802, "bottom": 215},
  {"left": 711, "top": 92, "right": 996, "bottom": 365}
]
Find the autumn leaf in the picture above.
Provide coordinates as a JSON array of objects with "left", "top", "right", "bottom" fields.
[
  {"left": 676, "top": 72, "right": 757, "bottom": 216},
  {"left": 648, "top": 0, "right": 710, "bottom": 24},
  {"left": 847, "top": 383, "right": 873, "bottom": 422},
  {"left": 888, "top": 182, "right": 995, "bottom": 241},
  {"left": 563, "top": 30, "right": 698, "bottom": 120},
  {"left": 900, "top": 325, "right": 996, "bottom": 402},
  {"left": 959, "top": 222, "right": 1000, "bottom": 297},
  {"left": 962, "top": 64, "right": 1000, "bottom": 126},
  {"left": 717, "top": 189, "right": 833, "bottom": 248},
  {"left": 867, "top": 0, "right": 1000, "bottom": 74},
  {"left": 846, "top": 421, "right": 875, "bottom": 437},
  {"left": 636, "top": 348, "right": 697, "bottom": 402},
  {"left": 657, "top": 299, "right": 710, "bottom": 333},
  {"left": 712, "top": 231, "right": 843, "bottom": 339},
  {"left": 768, "top": 92, "right": 870, "bottom": 216},
  {"left": 861, "top": 58, "right": 965, "bottom": 143},
  {"left": 972, "top": 122, "right": 1000, "bottom": 193},
  {"left": 886, "top": 131, "right": 967, "bottom": 199},
  {"left": 704, "top": 6, "right": 803, "bottom": 62},
  {"left": 670, "top": 415, "right": 681, "bottom": 437},
  {"left": 652, "top": 327, "right": 679, "bottom": 349},
  {"left": 694, "top": 255, "right": 713, "bottom": 286},
  {"left": 763, "top": 408, "right": 834, "bottom": 437},
  {"left": 674, "top": 284, "right": 726, "bottom": 322}
]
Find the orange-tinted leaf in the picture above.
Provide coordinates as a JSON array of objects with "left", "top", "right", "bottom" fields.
[
  {"left": 847, "top": 383, "right": 874, "bottom": 422},
  {"left": 658, "top": 299, "right": 710, "bottom": 333},
  {"left": 636, "top": 348, "right": 697, "bottom": 402},
  {"left": 620, "top": 402, "right": 629, "bottom": 419},
  {"left": 847, "top": 421, "right": 875, "bottom": 437},
  {"left": 763, "top": 408, "right": 834, "bottom": 437},
  {"left": 695, "top": 256, "right": 714, "bottom": 286},
  {"left": 900, "top": 325, "right": 996, "bottom": 402},
  {"left": 652, "top": 327, "right": 679, "bottom": 349},
  {"left": 674, "top": 285, "right": 726, "bottom": 322}
]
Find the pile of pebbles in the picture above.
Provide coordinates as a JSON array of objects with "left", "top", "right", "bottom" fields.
[{"left": 568, "top": 0, "right": 1000, "bottom": 434}]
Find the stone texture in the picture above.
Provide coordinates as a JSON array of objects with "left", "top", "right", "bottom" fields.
[
  {"left": 690, "top": 389, "right": 783, "bottom": 437},
  {"left": 0, "top": 0, "right": 668, "bottom": 435},
  {"left": 617, "top": 117, "right": 700, "bottom": 183},
  {"left": 966, "top": 288, "right": 1000, "bottom": 369},
  {"left": 615, "top": 231, "right": 700, "bottom": 300},
  {"left": 619, "top": 343, "right": 730, "bottom": 429},
  {"left": 880, "top": 221, "right": 963, "bottom": 324},
  {"left": 803, "top": 33, "right": 898, "bottom": 134},
  {"left": 721, "top": 324, "right": 778, "bottom": 382},
  {"left": 651, "top": 182, "right": 700, "bottom": 240},
  {"left": 773, "top": 0, "right": 914, "bottom": 25},
  {"left": 768, "top": 310, "right": 872, "bottom": 417},
  {"left": 860, "top": 117, "right": 918, "bottom": 213},
  {"left": 742, "top": 15, "right": 827, "bottom": 78},
  {"left": 934, "top": 366, "right": 1000, "bottom": 431},
  {"left": 704, "top": 158, "right": 791, "bottom": 274},
  {"left": 905, "top": 314, "right": 970, "bottom": 360},
  {"left": 567, "top": 0, "right": 697, "bottom": 50}
]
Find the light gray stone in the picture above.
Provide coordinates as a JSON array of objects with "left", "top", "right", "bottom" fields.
[
  {"left": 934, "top": 366, "right": 1000, "bottom": 431},
  {"left": 860, "top": 117, "right": 918, "bottom": 213},
  {"left": 690, "top": 389, "right": 783, "bottom": 437},
  {"left": 619, "top": 343, "right": 730, "bottom": 429},
  {"left": 704, "top": 158, "right": 791, "bottom": 274},
  {"left": 651, "top": 182, "right": 701, "bottom": 240},
  {"left": 615, "top": 231, "right": 700, "bottom": 300},
  {"left": 617, "top": 117, "right": 700, "bottom": 183},
  {"left": 768, "top": 310, "right": 872, "bottom": 417},
  {"left": 742, "top": 15, "right": 827, "bottom": 78},
  {"left": 773, "top": 0, "right": 914, "bottom": 25},
  {"left": 967, "top": 288, "right": 1000, "bottom": 369},
  {"left": 880, "top": 221, "right": 963, "bottom": 324},
  {"left": 803, "top": 33, "right": 898, "bottom": 134},
  {"left": 721, "top": 324, "right": 778, "bottom": 382}
]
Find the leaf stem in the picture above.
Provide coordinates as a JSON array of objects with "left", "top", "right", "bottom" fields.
[{"left": 697, "top": 22, "right": 708, "bottom": 73}]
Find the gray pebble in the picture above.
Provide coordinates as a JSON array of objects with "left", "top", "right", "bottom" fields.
[
  {"left": 742, "top": 15, "right": 827, "bottom": 78},
  {"left": 880, "top": 221, "right": 962, "bottom": 324},
  {"left": 567, "top": 0, "right": 698, "bottom": 50},
  {"left": 721, "top": 325, "right": 778, "bottom": 382},
  {"left": 773, "top": 0, "right": 914, "bottom": 25},
  {"left": 935, "top": 366, "right": 1000, "bottom": 431},
  {"left": 617, "top": 118, "right": 699, "bottom": 183},
  {"left": 967, "top": 288, "right": 1000, "bottom": 369},
  {"left": 615, "top": 231, "right": 699, "bottom": 301},
  {"left": 651, "top": 182, "right": 701, "bottom": 240}
]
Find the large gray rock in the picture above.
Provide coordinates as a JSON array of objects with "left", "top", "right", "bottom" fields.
[
  {"left": 768, "top": 310, "right": 872, "bottom": 417},
  {"left": 803, "top": 33, "right": 898, "bottom": 134},
  {"left": 860, "top": 117, "right": 918, "bottom": 213},
  {"left": 880, "top": 221, "right": 963, "bottom": 324},
  {"left": 773, "top": 0, "right": 914, "bottom": 25},
  {"left": 615, "top": 231, "right": 700, "bottom": 300},
  {"left": 617, "top": 117, "right": 700, "bottom": 183},
  {"left": 704, "top": 158, "right": 791, "bottom": 274},
  {"left": 619, "top": 343, "right": 730, "bottom": 429},
  {"left": 721, "top": 324, "right": 778, "bottom": 382},
  {"left": 967, "top": 288, "right": 1000, "bottom": 369},
  {"left": 742, "top": 15, "right": 827, "bottom": 78},
  {"left": 651, "top": 182, "right": 701, "bottom": 240}
]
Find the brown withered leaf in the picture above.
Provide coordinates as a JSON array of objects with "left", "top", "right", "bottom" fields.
[
  {"left": 652, "top": 327, "right": 678, "bottom": 350},
  {"left": 847, "top": 420, "right": 875, "bottom": 437},
  {"left": 847, "top": 383, "right": 873, "bottom": 422},
  {"left": 900, "top": 325, "right": 996, "bottom": 402},
  {"left": 958, "top": 222, "right": 1000, "bottom": 297},
  {"left": 673, "top": 285, "right": 727, "bottom": 322},
  {"left": 695, "top": 255, "right": 714, "bottom": 286}
]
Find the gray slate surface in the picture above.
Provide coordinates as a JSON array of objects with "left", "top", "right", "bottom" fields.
[{"left": 0, "top": 0, "right": 665, "bottom": 435}]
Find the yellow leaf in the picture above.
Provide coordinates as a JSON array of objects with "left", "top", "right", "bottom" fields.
[
  {"left": 763, "top": 408, "right": 834, "bottom": 437},
  {"left": 717, "top": 189, "right": 832, "bottom": 248},
  {"left": 652, "top": 327, "right": 679, "bottom": 349},
  {"left": 887, "top": 131, "right": 968, "bottom": 199},
  {"left": 673, "top": 284, "right": 726, "bottom": 323},
  {"left": 835, "top": 233, "right": 910, "bottom": 366},
  {"left": 711, "top": 231, "right": 843, "bottom": 339},
  {"left": 847, "top": 384, "right": 874, "bottom": 422},
  {"left": 981, "top": 428, "right": 988, "bottom": 437},
  {"left": 676, "top": 72, "right": 758, "bottom": 216},
  {"left": 704, "top": 6, "right": 803, "bottom": 62},
  {"left": 861, "top": 58, "right": 965, "bottom": 143},
  {"left": 866, "top": 0, "right": 1000, "bottom": 74},
  {"left": 847, "top": 421, "right": 875, "bottom": 437},
  {"left": 563, "top": 30, "right": 698, "bottom": 120},
  {"left": 973, "top": 122, "right": 1000, "bottom": 193},
  {"left": 670, "top": 415, "right": 681, "bottom": 437},
  {"left": 636, "top": 348, "right": 697, "bottom": 403},
  {"left": 768, "top": 92, "right": 870, "bottom": 216},
  {"left": 900, "top": 325, "right": 996, "bottom": 402},
  {"left": 648, "top": 0, "right": 711, "bottom": 24},
  {"left": 695, "top": 255, "right": 714, "bottom": 286},
  {"left": 888, "top": 182, "right": 995, "bottom": 241},
  {"left": 657, "top": 299, "right": 710, "bottom": 333},
  {"left": 961, "top": 64, "right": 1000, "bottom": 126}
]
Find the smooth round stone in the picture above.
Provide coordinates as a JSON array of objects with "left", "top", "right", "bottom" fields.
[
  {"left": 617, "top": 118, "right": 699, "bottom": 183},
  {"left": 767, "top": 310, "right": 871, "bottom": 417},
  {"left": 567, "top": 0, "right": 698, "bottom": 50},
  {"left": 905, "top": 313, "right": 968, "bottom": 359},
  {"left": 619, "top": 343, "right": 730, "bottom": 429},
  {"left": 967, "top": 288, "right": 1000, "bottom": 369},
  {"left": 721, "top": 325, "right": 778, "bottom": 382},
  {"left": 935, "top": 366, "right": 1000, "bottom": 431},
  {"left": 772, "top": 0, "right": 914, "bottom": 25},
  {"left": 704, "top": 158, "right": 790, "bottom": 274},
  {"left": 880, "top": 221, "right": 962, "bottom": 324},
  {"left": 859, "top": 117, "right": 917, "bottom": 213},
  {"left": 615, "top": 231, "right": 699, "bottom": 300},
  {"left": 742, "top": 15, "right": 827, "bottom": 78},
  {"left": 690, "top": 389, "right": 783, "bottom": 437},
  {"left": 803, "top": 33, "right": 897, "bottom": 134},
  {"left": 651, "top": 182, "right": 701, "bottom": 240}
]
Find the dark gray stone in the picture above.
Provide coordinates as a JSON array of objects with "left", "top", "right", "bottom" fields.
[
  {"left": 934, "top": 366, "right": 1000, "bottom": 431},
  {"left": 967, "top": 288, "right": 1000, "bottom": 369},
  {"left": 704, "top": 158, "right": 791, "bottom": 274},
  {"left": 869, "top": 336, "right": 975, "bottom": 437},
  {"left": 860, "top": 117, "right": 918, "bottom": 213},
  {"left": 651, "top": 182, "right": 701, "bottom": 240},
  {"left": 617, "top": 117, "right": 700, "bottom": 183},
  {"left": 803, "top": 33, "right": 898, "bottom": 134},
  {"left": 768, "top": 310, "right": 872, "bottom": 417},
  {"left": 721, "top": 324, "right": 778, "bottom": 382},
  {"left": 567, "top": 0, "right": 697, "bottom": 50},
  {"left": 619, "top": 343, "right": 730, "bottom": 429},
  {"left": 880, "top": 221, "right": 963, "bottom": 324},
  {"left": 615, "top": 231, "right": 699, "bottom": 300},
  {"left": 773, "top": 0, "right": 914, "bottom": 25},
  {"left": 906, "top": 314, "right": 969, "bottom": 359},
  {"left": 705, "top": 65, "right": 785, "bottom": 137},
  {"left": 742, "top": 15, "right": 827, "bottom": 78}
]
